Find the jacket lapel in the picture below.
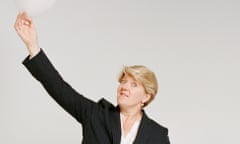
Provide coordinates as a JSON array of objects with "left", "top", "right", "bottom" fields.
[{"left": 133, "top": 110, "right": 150, "bottom": 144}]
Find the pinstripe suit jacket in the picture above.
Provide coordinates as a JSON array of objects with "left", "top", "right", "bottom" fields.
[{"left": 23, "top": 49, "right": 170, "bottom": 144}]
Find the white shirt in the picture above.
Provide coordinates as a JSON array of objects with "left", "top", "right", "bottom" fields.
[{"left": 120, "top": 114, "right": 141, "bottom": 144}]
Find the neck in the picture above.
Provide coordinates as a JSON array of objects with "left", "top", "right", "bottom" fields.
[{"left": 120, "top": 106, "right": 143, "bottom": 120}]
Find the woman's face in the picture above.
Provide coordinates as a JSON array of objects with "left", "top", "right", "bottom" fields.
[{"left": 117, "top": 74, "right": 150, "bottom": 109}]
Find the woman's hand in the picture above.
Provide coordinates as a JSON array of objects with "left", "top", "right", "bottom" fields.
[{"left": 14, "top": 12, "right": 40, "bottom": 58}]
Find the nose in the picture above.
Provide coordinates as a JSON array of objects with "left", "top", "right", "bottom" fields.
[{"left": 120, "top": 81, "right": 130, "bottom": 90}]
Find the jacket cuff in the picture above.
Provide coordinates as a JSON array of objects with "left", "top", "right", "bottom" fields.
[
  {"left": 22, "top": 48, "right": 44, "bottom": 65},
  {"left": 22, "top": 48, "right": 50, "bottom": 81}
]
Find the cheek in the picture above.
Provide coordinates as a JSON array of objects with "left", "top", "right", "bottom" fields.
[
  {"left": 117, "top": 86, "right": 121, "bottom": 93},
  {"left": 117, "top": 86, "right": 122, "bottom": 98},
  {"left": 132, "top": 89, "right": 146, "bottom": 99}
]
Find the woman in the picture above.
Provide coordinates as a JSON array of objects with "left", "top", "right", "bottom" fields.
[{"left": 14, "top": 12, "right": 170, "bottom": 144}]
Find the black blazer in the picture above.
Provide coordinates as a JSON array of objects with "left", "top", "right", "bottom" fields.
[{"left": 23, "top": 49, "right": 170, "bottom": 144}]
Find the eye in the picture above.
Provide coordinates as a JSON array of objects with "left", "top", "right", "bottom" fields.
[
  {"left": 120, "top": 79, "right": 127, "bottom": 84},
  {"left": 131, "top": 82, "right": 138, "bottom": 87}
]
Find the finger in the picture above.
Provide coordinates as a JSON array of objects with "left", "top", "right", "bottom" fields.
[
  {"left": 22, "top": 12, "right": 31, "bottom": 21},
  {"left": 16, "top": 12, "right": 29, "bottom": 32},
  {"left": 14, "top": 16, "right": 23, "bottom": 31},
  {"left": 17, "top": 12, "right": 26, "bottom": 24},
  {"left": 22, "top": 12, "right": 33, "bottom": 25},
  {"left": 14, "top": 12, "right": 22, "bottom": 30}
]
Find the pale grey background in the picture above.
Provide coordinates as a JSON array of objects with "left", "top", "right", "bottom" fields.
[{"left": 1, "top": 0, "right": 240, "bottom": 144}]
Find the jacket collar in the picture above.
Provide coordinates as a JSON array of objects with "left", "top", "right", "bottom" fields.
[
  {"left": 110, "top": 106, "right": 150, "bottom": 144},
  {"left": 133, "top": 110, "right": 151, "bottom": 144}
]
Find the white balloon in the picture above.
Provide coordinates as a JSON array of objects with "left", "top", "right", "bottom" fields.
[{"left": 16, "top": 0, "right": 56, "bottom": 17}]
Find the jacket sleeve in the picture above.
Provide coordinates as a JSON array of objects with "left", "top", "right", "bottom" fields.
[{"left": 22, "top": 49, "right": 96, "bottom": 124}]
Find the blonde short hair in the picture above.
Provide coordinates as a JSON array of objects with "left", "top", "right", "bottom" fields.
[{"left": 118, "top": 65, "right": 158, "bottom": 107}]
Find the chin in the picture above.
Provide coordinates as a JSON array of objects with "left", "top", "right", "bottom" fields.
[
  {"left": 117, "top": 96, "right": 129, "bottom": 105},
  {"left": 117, "top": 100, "right": 127, "bottom": 107}
]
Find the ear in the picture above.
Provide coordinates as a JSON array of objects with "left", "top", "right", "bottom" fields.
[{"left": 142, "top": 94, "right": 151, "bottom": 104}]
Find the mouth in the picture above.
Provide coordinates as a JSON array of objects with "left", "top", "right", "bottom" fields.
[{"left": 120, "top": 92, "right": 129, "bottom": 97}]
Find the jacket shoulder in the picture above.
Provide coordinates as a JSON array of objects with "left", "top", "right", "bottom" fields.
[
  {"left": 146, "top": 117, "right": 170, "bottom": 143},
  {"left": 97, "top": 98, "right": 115, "bottom": 109},
  {"left": 148, "top": 118, "right": 168, "bottom": 136}
]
